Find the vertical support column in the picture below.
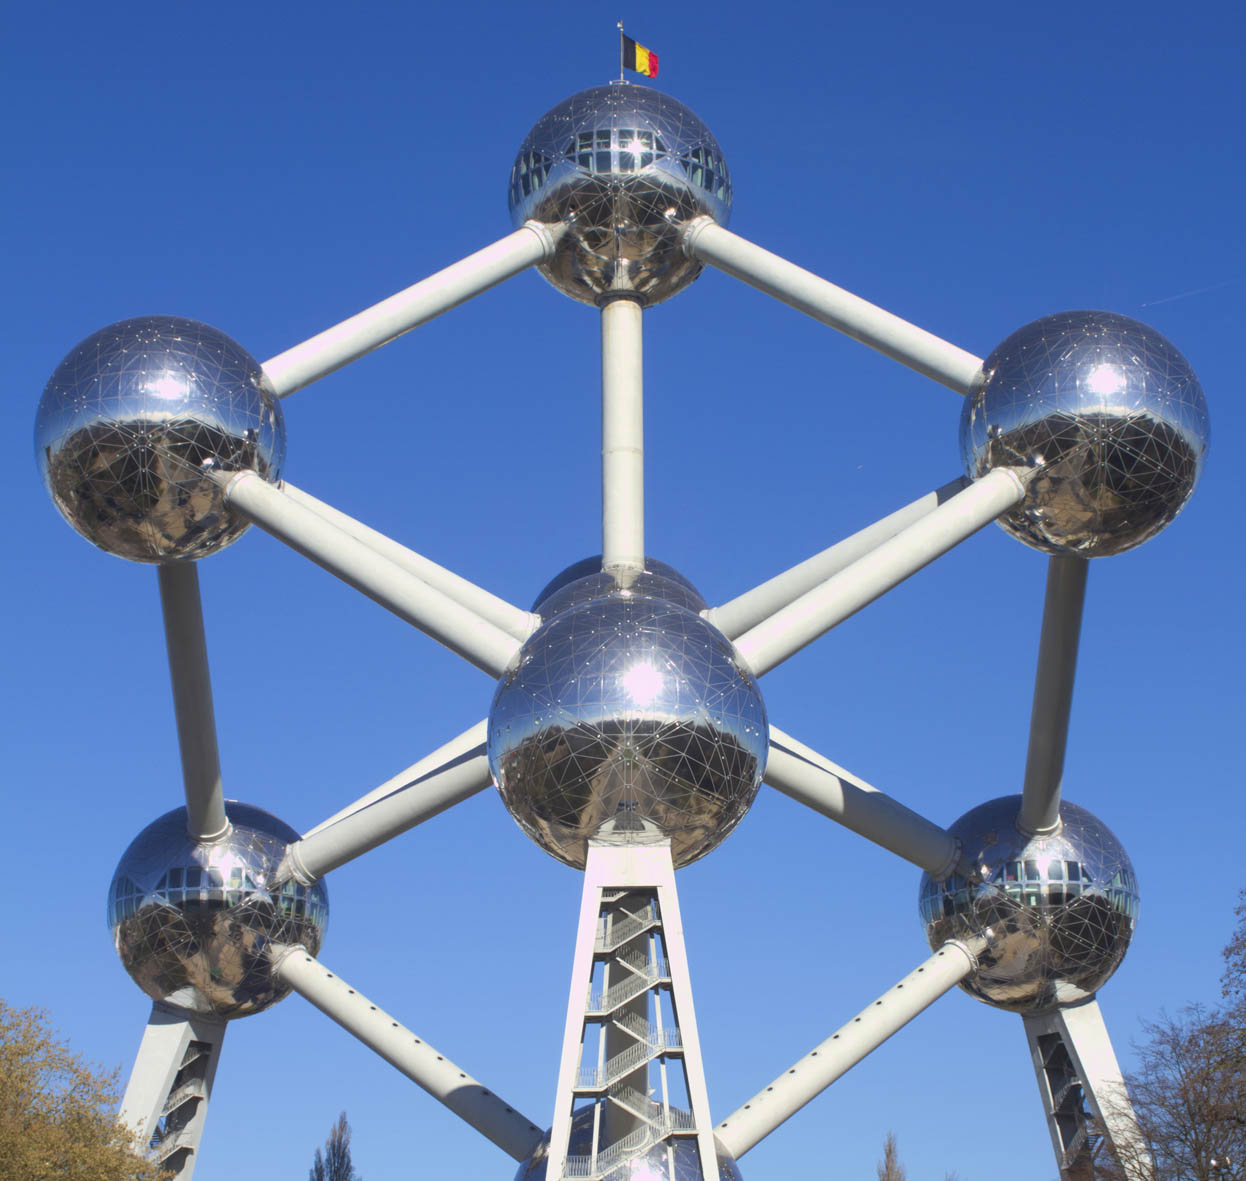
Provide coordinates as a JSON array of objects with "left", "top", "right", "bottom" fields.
[
  {"left": 546, "top": 841, "right": 718, "bottom": 1180},
  {"left": 1023, "top": 998, "right": 1149, "bottom": 1181},
  {"left": 158, "top": 563, "right": 229, "bottom": 842},
  {"left": 601, "top": 296, "right": 645, "bottom": 576},
  {"left": 118, "top": 1004, "right": 227, "bottom": 1180}
]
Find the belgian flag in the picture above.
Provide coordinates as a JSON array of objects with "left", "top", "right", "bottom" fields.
[{"left": 622, "top": 34, "right": 659, "bottom": 78}]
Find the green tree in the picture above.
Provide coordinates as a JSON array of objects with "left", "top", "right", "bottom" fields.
[
  {"left": 310, "top": 1111, "right": 362, "bottom": 1181},
  {"left": 0, "top": 998, "right": 168, "bottom": 1181}
]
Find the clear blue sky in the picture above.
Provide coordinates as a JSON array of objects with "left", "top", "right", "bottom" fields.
[{"left": 3, "top": 3, "right": 1243, "bottom": 1178}]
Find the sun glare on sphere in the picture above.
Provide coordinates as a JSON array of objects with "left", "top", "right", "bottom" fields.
[{"left": 623, "top": 662, "right": 664, "bottom": 706}]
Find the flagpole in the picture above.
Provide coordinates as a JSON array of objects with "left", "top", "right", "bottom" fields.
[{"left": 617, "top": 21, "right": 624, "bottom": 83}]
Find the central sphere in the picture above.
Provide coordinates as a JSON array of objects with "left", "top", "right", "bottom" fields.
[
  {"left": 109, "top": 802, "right": 328, "bottom": 1019},
  {"left": 508, "top": 84, "right": 731, "bottom": 306},
  {"left": 488, "top": 593, "right": 767, "bottom": 870},
  {"left": 35, "top": 316, "right": 285, "bottom": 563},
  {"left": 918, "top": 796, "right": 1138, "bottom": 1015}
]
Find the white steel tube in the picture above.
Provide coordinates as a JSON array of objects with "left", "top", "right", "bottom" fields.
[
  {"left": 284, "top": 748, "right": 492, "bottom": 883},
  {"left": 262, "top": 222, "right": 561, "bottom": 397},
  {"left": 1018, "top": 556, "right": 1090, "bottom": 836},
  {"left": 273, "top": 950, "right": 544, "bottom": 1161},
  {"left": 765, "top": 728, "right": 961, "bottom": 879},
  {"left": 682, "top": 219, "right": 984, "bottom": 394},
  {"left": 281, "top": 481, "right": 537, "bottom": 642},
  {"left": 303, "top": 719, "right": 488, "bottom": 836},
  {"left": 601, "top": 296, "right": 645, "bottom": 573},
  {"left": 221, "top": 472, "right": 520, "bottom": 677},
  {"left": 158, "top": 563, "right": 229, "bottom": 842},
  {"left": 715, "top": 941, "right": 978, "bottom": 1158},
  {"left": 733, "top": 467, "right": 1030, "bottom": 677},
  {"left": 705, "top": 478, "right": 969, "bottom": 640}
]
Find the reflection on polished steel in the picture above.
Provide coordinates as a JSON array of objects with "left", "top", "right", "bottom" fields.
[
  {"left": 961, "top": 310, "right": 1208, "bottom": 557},
  {"left": 918, "top": 796, "right": 1137, "bottom": 1015},
  {"left": 109, "top": 802, "right": 328, "bottom": 1019},
  {"left": 515, "top": 1106, "right": 744, "bottom": 1180},
  {"left": 489, "top": 594, "right": 767, "bottom": 870},
  {"left": 509, "top": 84, "right": 731, "bottom": 306},
  {"left": 35, "top": 316, "right": 285, "bottom": 563},
  {"left": 533, "top": 554, "right": 709, "bottom": 620}
]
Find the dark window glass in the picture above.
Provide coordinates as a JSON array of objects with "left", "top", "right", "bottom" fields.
[
  {"left": 186, "top": 868, "right": 202, "bottom": 888},
  {"left": 1067, "top": 862, "right": 1082, "bottom": 881},
  {"left": 1004, "top": 862, "right": 1021, "bottom": 882},
  {"left": 1048, "top": 861, "right": 1064, "bottom": 881},
  {"left": 1024, "top": 860, "right": 1040, "bottom": 881},
  {"left": 169, "top": 868, "right": 184, "bottom": 888},
  {"left": 596, "top": 151, "right": 611, "bottom": 173}
]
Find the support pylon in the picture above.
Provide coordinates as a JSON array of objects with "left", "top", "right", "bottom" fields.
[
  {"left": 119, "top": 1004, "right": 227, "bottom": 1179},
  {"left": 545, "top": 833, "right": 718, "bottom": 1179}
]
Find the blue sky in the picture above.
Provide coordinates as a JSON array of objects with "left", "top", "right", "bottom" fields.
[{"left": 3, "top": 2, "right": 1243, "bottom": 1178}]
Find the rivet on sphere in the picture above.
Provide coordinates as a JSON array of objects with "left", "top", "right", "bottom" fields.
[
  {"left": 488, "top": 592, "right": 767, "bottom": 870},
  {"left": 960, "top": 310, "right": 1208, "bottom": 557},
  {"left": 918, "top": 796, "right": 1138, "bottom": 1015},
  {"left": 35, "top": 316, "right": 286, "bottom": 563},
  {"left": 109, "top": 802, "right": 328, "bottom": 1019},
  {"left": 508, "top": 84, "right": 731, "bottom": 307}
]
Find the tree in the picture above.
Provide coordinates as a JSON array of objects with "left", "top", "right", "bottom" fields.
[
  {"left": 310, "top": 1111, "right": 362, "bottom": 1181},
  {"left": 877, "top": 1130, "right": 908, "bottom": 1181},
  {"left": 0, "top": 998, "right": 169, "bottom": 1181}
]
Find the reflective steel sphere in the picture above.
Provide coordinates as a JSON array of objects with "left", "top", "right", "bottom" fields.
[
  {"left": 961, "top": 311, "right": 1208, "bottom": 557},
  {"left": 918, "top": 796, "right": 1137, "bottom": 1014},
  {"left": 489, "top": 595, "right": 767, "bottom": 869},
  {"left": 36, "top": 316, "right": 285, "bottom": 563},
  {"left": 515, "top": 1107, "right": 743, "bottom": 1180},
  {"left": 509, "top": 84, "right": 731, "bottom": 306},
  {"left": 533, "top": 555, "right": 708, "bottom": 620},
  {"left": 109, "top": 802, "right": 327, "bottom": 1019}
]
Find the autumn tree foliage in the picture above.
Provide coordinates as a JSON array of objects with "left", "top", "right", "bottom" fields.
[{"left": 0, "top": 998, "right": 168, "bottom": 1181}]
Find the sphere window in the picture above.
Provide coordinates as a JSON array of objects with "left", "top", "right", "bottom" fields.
[{"left": 508, "top": 149, "right": 553, "bottom": 207}]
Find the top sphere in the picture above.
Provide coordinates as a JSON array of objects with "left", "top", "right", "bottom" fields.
[
  {"left": 35, "top": 316, "right": 285, "bottom": 563},
  {"left": 532, "top": 555, "right": 709, "bottom": 620},
  {"left": 960, "top": 310, "right": 1208, "bottom": 557},
  {"left": 508, "top": 84, "right": 731, "bottom": 306},
  {"left": 109, "top": 801, "right": 328, "bottom": 1019},
  {"left": 918, "top": 796, "right": 1138, "bottom": 1015}
]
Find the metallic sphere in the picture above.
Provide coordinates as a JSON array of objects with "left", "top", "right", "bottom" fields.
[
  {"left": 918, "top": 796, "right": 1138, "bottom": 1014},
  {"left": 515, "top": 1107, "right": 744, "bottom": 1180},
  {"left": 509, "top": 84, "right": 731, "bottom": 306},
  {"left": 533, "top": 555, "right": 709, "bottom": 620},
  {"left": 488, "top": 596, "right": 767, "bottom": 870},
  {"left": 109, "top": 802, "right": 328, "bottom": 1019},
  {"left": 36, "top": 316, "right": 285, "bottom": 563},
  {"left": 960, "top": 310, "right": 1208, "bottom": 557}
]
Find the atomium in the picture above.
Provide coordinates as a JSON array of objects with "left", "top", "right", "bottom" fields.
[
  {"left": 109, "top": 802, "right": 328, "bottom": 1019},
  {"left": 509, "top": 84, "right": 731, "bottom": 306},
  {"left": 918, "top": 796, "right": 1138, "bottom": 1015},
  {"left": 489, "top": 592, "right": 767, "bottom": 869},
  {"left": 961, "top": 310, "right": 1209, "bottom": 557},
  {"left": 35, "top": 316, "right": 285, "bottom": 563}
]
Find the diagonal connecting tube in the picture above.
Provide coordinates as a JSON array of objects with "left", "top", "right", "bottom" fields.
[
  {"left": 765, "top": 727, "right": 962, "bottom": 879},
  {"left": 705, "top": 478, "right": 969, "bottom": 640},
  {"left": 715, "top": 940, "right": 980, "bottom": 1158},
  {"left": 158, "top": 563, "right": 229, "bottom": 842},
  {"left": 262, "top": 221, "right": 564, "bottom": 397},
  {"left": 219, "top": 472, "right": 521, "bottom": 677},
  {"left": 732, "top": 467, "right": 1032, "bottom": 677},
  {"left": 681, "top": 218, "right": 984, "bottom": 394},
  {"left": 1017, "top": 556, "right": 1090, "bottom": 836},
  {"left": 272, "top": 949, "right": 544, "bottom": 1161}
]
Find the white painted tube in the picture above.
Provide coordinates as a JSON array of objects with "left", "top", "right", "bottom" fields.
[
  {"left": 158, "top": 563, "right": 229, "bottom": 843},
  {"left": 222, "top": 472, "right": 520, "bottom": 678},
  {"left": 274, "top": 950, "right": 544, "bottom": 1161},
  {"left": 285, "top": 748, "right": 492, "bottom": 882},
  {"left": 601, "top": 297, "right": 645, "bottom": 573},
  {"left": 765, "top": 728, "right": 961, "bottom": 878},
  {"left": 715, "top": 942, "right": 977, "bottom": 1158},
  {"left": 281, "top": 481, "right": 537, "bottom": 642},
  {"left": 1018, "top": 556, "right": 1089, "bottom": 836},
  {"left": 733, "top": 467, "right": 1030, "bottom": 676},
  {"left": 705, "top": 479, "right": 968, "bottom": 640},
  {"left": 262, "top": 222, "right": 561, "bottom": 397},
  {"left": 682, "top": 219, "right": 983, "bottom": 394}
]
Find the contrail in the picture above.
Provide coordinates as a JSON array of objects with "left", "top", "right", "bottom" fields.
[{"left": 1141, "top": 278, "right": 1238, "bottom": 308}]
